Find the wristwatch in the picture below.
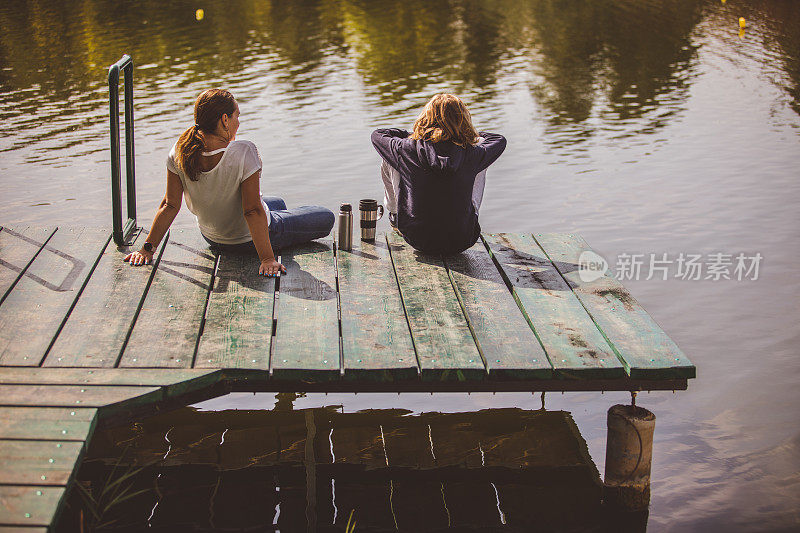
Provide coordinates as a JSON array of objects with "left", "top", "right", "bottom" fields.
[{"left": 143, "top": 242, "right": 154, "bottom": 253}]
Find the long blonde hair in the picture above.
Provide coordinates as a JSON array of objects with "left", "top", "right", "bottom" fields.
[
  {"left": 175, "top": 89, "right": 236, "bottom": 181},
  {"left": 410, "top": 93, "right": 479, "bottom": 147}
]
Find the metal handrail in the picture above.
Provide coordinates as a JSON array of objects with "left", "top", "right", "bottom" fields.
[{"left": 108, "top": 54, "right": 137, "bottom": 246}]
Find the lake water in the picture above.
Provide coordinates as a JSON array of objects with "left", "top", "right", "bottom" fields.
[{"left": 2, "top": 0, "right": 799, "bottom": 530}]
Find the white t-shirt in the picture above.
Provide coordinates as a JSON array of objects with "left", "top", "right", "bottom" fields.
[{"left": 167, "top": 139, "right": 268, "bottom": 245}]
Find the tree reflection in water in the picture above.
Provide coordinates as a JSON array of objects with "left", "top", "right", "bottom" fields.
[{"left": 1, "top": 0, "right": 798, "bottom": 157}]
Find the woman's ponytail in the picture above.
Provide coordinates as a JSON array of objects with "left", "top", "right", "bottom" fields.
[
  {"left": 174, "top": 89, "right": 236, "bottom": 181},
  {"left": 175, "top": 124, "right": 204, "bottom": 181}
]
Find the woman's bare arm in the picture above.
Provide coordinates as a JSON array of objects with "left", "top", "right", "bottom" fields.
[
  {"left": 240, "top": 171, "right": 285, "bottom": 277},
  {"left": 124, "top": 171, "right": 183, "bottom": 265}
]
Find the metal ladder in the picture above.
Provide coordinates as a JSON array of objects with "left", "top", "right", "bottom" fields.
[{"left": 108, "top": 54, "right": 137, "bottom": 246}]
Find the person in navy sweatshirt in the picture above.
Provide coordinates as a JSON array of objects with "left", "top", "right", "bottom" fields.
[{"left": 371, "top": 93, "right": 506, "bottom": 255}]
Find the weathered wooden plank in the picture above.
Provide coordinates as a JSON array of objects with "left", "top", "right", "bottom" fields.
[
  {"left": 271, "top": 240, "right": 339, "bottom": 380},
  {"left": 533, "top": 233, "right": 695, "bottom": 379},
  {"left": 0, "top": 527, "right": 49, "bottom": 532},
  {"left": 121, "top": 228, "right": 215, "bottom": 368},
  {"left": 44, "top": 229, "right": 166, "bottom": 367},
  {"left": 0, "top": 407, "right": 96, "bottom": 441},
  {"left": 483, "top": 233, "right": 624, "bottom": 380},
  {"left": 0, "top": 226, "right": 56, "bottom": 304},
  {"left": 0, "top": 440, "right": 83, "bottom": 485},
  {"left": 0, "top": 486, "right": 64, "bottom": 527},
  {"left": 0, "top": 227, "right": 110, "bottom": 367},
  {"left": 0, "top": 385, "right": 161, "bottom": 409},
  {"left": 196, "top": 254, "right": 275, "bottom": 369},
  {"left": 386, "top": 232, "right": 484, "bottom": 381},
  {"left": 0, "top": 367, "right": 217, "bottom": 387},
  {"left": 444, "top": 242, "right": 552, "bottom": 380},
  {"left": 338, "top": 239, "right": 417, "bottom": 381},
  {"left": 0, "top": 368, "right": 221, "bottom": 403}
]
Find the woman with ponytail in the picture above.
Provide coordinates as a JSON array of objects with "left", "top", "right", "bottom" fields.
[
  {"left": 124, "top": 89, "right": 334, "bottom": 276},
  {"left": 372, "top": 93, "right": 506, "bottom": 255}
]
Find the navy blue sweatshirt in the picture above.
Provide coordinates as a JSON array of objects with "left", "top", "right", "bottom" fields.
[{"left": 371, "top": 128, "right": 507, "bottom": 255}]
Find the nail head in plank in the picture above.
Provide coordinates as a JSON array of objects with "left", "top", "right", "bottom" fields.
[
  {"left": 386, "top": 232, "right": 484, "bottom": 381},
  {"left": 338, "top": 239, "right": 417, "bottom": 381},
  {"left": 533, "top": 233, "right": 695, "bottom": 379},
  {"left": 0, "top": 385, "right": 161, "bottom": 410},
  {"left": 0, "top": 407, "right": 97, "bottom": 441},
  {"left": 196, "top": 254, "right": 275, "bottom": 369},
  {"left": 44, "top": 229, "right": 165, "bottom": 368},
  {"left": 483, "top": 233, "right": 624, "bottom": 380},
  {"left": 0, "top": 440, "right": 83, "bottom": 485},
  {"left": 0, "top": 485, "right": 64, "bottom": 527},
  {"left": 0, "top": 227, "right": 110, "bottom": 366},
  {"left": 272, "top": 240, "right": 339, "bottom": 380},
  {"left": 121, "top": 228, "right": 215, "bottom": 368},
  {"left": 0, "top": 226, "right": 56, "bottom": 303},
  {"left": 445, "top": 241, "right": 552, "bottom": 379}
]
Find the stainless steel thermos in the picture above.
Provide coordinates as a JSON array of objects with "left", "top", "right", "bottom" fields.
[
  {"left": 337, "top": 203, "right": 353, "bottom": 251},
  {"left": 359, "top": 199, "right": 384, "bottom": 241}
]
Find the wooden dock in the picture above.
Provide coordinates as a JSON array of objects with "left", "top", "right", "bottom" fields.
[{"left": 0, "top": 226, "right": 695, "bottom": 530}]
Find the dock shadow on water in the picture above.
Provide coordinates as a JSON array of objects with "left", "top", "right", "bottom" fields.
[{"left": 56, "top": 398, "right": 648, "bottom": 532}]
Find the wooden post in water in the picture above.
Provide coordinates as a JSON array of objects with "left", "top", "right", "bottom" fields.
[{"left": 603, "top": 404, "right": 656, "bottom": 511}]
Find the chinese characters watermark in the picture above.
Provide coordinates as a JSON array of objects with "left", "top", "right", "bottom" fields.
[{"left": 578, "top": 250, "right": 762, "bottom": 283}]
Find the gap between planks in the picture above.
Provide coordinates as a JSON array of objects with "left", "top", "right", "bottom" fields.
[
  {"left": 110, "top": 230, "right": 171, "bottom": 367},
  {"left": 39, "top": 231, "right": 113, "bottom": 367}
]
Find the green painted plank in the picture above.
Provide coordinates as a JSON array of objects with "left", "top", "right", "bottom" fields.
[
  {"left": 0, "top": 486, "right": 64, "bottom": 527},
  {"left": 156, "top": 369, "right": 224, "bottom": 399},
  {"left": 533, "top": 233, "right": 695, "bottom": 379},
  {"left": 338, "top": 238, "right": 417, "bottom": 381},
  {"left": 196, "top": 254, "right": 275, "bottom": 369},
  {"left": 0, "top": 368, "right": 220, "bottom": 402},
  {"left": 0, "top": 385, "right": 161, "bottom": 409},
  {"left": 483, "top": 233, "right": 624, "bottom": 380},
  {"left": 0, "top": 226, "right": 56, "bottom": 304},
  {"left": 0, "top": 407, "right": 96, "bottom": 441},
  {"left": 0, "top": 440, "right": 83, "bottom": 485},
  {"left": 444, "top": 241, "right": 552, "bottom": 379},
  {"left": 386, "top": 232, "right": 484, "bottom": 381},
  {"left": 121, "top": 228, "right": 215, "bottom": 368},
  {"left": 0, "top": 228, "right": 110, "bottom": 367},
  {"left": 272, "top": 240, "right": 339, "bottom": 380},
  {"left": 44, "top": 229, "right": 166, "bottom": 368},
  {"left": 0, "top": 527, "right": 49, "bottom": 532},
  {"left": 0, "top": 367, "right": 217, "bottom": 387}
]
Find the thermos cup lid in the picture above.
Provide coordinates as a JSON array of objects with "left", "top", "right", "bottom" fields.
[
  {"left": 359, "top": 199, "right": 378, "bottom": 210},
  {"left": 340, "top": 203, "right": 352, "bottom": 212}
]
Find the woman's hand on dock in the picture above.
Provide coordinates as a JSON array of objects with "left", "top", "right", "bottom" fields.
[
  {"left": 259, "top": 258, "right": 285, "bottom": 277},
  {"left": 123, "top": 249, "right": 153, "bottom": 266}
]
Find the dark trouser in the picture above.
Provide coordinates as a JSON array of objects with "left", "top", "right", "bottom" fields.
[{"left": 202, "top": 197, "right": 335, "bottom": 254}]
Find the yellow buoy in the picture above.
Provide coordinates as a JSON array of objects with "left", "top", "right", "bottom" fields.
[
  {"left": 721, "top": 0, "right": 726, "bottom": 3},
  {"left": 196, "top": 8, "right": 204, "bottom": 21},
  {"left": 738, "top": 17, "right": 746, "bottom": 28}
]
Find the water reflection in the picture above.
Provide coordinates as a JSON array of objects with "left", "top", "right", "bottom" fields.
[
  {"left": 525, "top": 0, "right": 702, "bottom": 147},
  {"left": 58, "top": 402, "right": 640, "bottom": 532},
  {"left": 2, "top": 0, "right": 799, "bottom": 165}
]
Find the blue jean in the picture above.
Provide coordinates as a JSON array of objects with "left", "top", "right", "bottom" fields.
[{"left": 202, "top": 196, "right": 335, "bottom": 254}]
